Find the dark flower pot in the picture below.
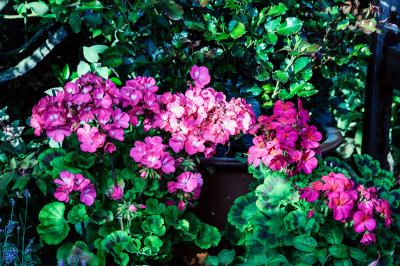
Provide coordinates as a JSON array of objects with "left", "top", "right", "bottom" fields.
[{"left": 193, "top": 126, "right": 342, "bottom": 230}]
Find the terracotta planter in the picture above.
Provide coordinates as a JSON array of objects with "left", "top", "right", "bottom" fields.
[{"left": 193, "top": 126, "right": 343, "bottom": 230}]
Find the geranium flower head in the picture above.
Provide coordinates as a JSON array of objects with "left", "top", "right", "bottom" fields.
[
  {"left": 353, "top": 210, "right": 376, "bottom": 233},
  {"left": 360, "top": 232, "right": 376, "bottom": 246},
  {"left": 190, "top": 65, "right": 211, "bottom": 88},
  {"left": 111, "top": 186, "right": 123, "bottom": 200},
  {"left": 80, "top": 184, "right": 96, "bottom": 206}
]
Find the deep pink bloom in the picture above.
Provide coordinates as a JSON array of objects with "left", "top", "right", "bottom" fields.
[
  {"left": 307, "top": 210, "right": 315, "bottom": 219},
  {"left": 112, "top": 108, "right": 130, "bottom": 128},
  {"left": 360, "top": 232, "right": 376, "bottom": 246},
  {"left": 297, "top": 150, "right": 318, "bottom": 174},
  {"left": 169, "top": 134, "right": 186, "bottom": 153},
  {"left": 80, "top": 184, "right": 96, "bottom": 206},
  {"left": 161, "top": 153, "right": 176, "bottom": 174},
  {"left": 129, "top": 204, "right": 138, "bottom": 212},
  {"left": 111, "top": 186, "right": 123, "bottom": 200},
  {"left": 328, "top": 192, "right": 354, "bottom": 221},
  {"left": 301, "top": 126, "right": 322, "bottom": 149},
  {"left": 353, "top": 210, "right": 376, "bottom": 233},
  {"left": 104, "top": 142, "right": 116, "bottom": 153},
  {"left": 54, "top": 186, "right": 70, "bottom": 203},
  {"left": 299, "top": 187, "right": 319, "bottom": 202},
  {"left": 178, "top": 200, "right": 186, "bottom": 211},
  {"left": 73, "top": 173, "right": 91, "bottom": 192},
  {"left": 167, "top": 182, "right": 177, "bottom": 193},
  {"left": 46, "top": 125, "right": 71, "bottom": 142},
  {"left": 190, "top": 65, "right": 211, "bottom": 88}
]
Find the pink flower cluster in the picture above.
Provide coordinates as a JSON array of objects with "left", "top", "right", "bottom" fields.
[
  {"left": 247, "top": 99, "right": 321, "bottom": 175},
  {"left": 144, "top": 65, "right": 256, "bottom": 158},
  {"left": 54, "top": 171, "right": 96, "bottom": 206},
  {"left": 167, "top": 172, "right": 203, "bottom": 210},
  {"left": 299, "top": 172, "right": 393, "bottom": 246},
  {"left": 30, "top": 73, "right": 160, "bottom": 153},
  {"left": 130, "top": 136, "right": 176, "bottom": 176}
]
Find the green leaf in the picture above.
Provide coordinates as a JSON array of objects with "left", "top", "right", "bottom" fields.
[
  {"left": 12, "top": 176, "right": 30, "bottom": 190},
  {"left": 37, "top": 202, "right": 70, "bottom": 245},
  {"left": 69, "top": 12, "right": 81, "bottom": 33},
  {"left": 294, "top": 57, "right": 311, "bottom": 74},
  {"left": 290, "top": 81, "right": 314, "bottom": 95},
  {"left": 195, "top": 224, "right": 221, "bottom": 249},
  {"left": 324, "top": 227, "right": 343, "bottom": 245},
  {"left": 256, "top": 172, "right": 294, "bottom": 208},
  {"left": 348, "top": 247, "right": 366, "bottom": 262},
  {"left": 228, "top": 192, "right": 258, "bottom": 230},
  {"left": 272, "top": 70, "right": 289, "bottom": 83},
  {"left": 36, "top": 179, "right": 47, "bottom": 196},
  {"left": 77, "top": 61, "right": 91, "bottom": 76},
  {"left": 218, "top": 249, "right": 235, "bottom": 265},
  {"left": 164, "top": 0, "right": 183, "bottom": 20},
  {"left": 145, "top": 198, "right": 165, "bottom": 215},
  {"left": 27, "top": 2, "right": 49, "bottom": 16},
  {"left": 314, "top": 248, "right": 328, "bottom": 264},
  {"left": 291, "top": 236, "right": 317, "bottom": 253},
  {"left": 204, "top": 255, "right": 219, "bottom": 266},
  {"left": 228, "top": 20, "right": 246, "bottom": 39},
  {"left": 91, "top": 209, "right": 113, "bottom": 225},
  {"left": 144, "top": 235, "right": 163, "bottom": 253},
  {"left": 141, "top": 215, "right": 166, "bottom": 236},
  {"left": 164, "top": 205, "right": 180, "bottom": 225},
  {"left": 329, "top": 244, "right": 348, "bottom": 259},
  {"left": 76, "top": 1, "right": 104, "bottom": 11},
  {"left": 277, "top": 17, "right": 303, "bottom": 35},
  {"left": 101, "top": 231, "right": 138, "bottom": 264},
  {"left": 265, "top": 18, "right": 281, "bottom": 32},
  {"left": 267, "top": 3, "right": 287, "bottom": 16},
  {"left": 61, "top": 64, "right": 70, "bottom": 80},
  {"left": 337, "top": 20, "right": 349, "bottom": 30},
  {"left": 83, "top": 45, "right": 108, "bottom": 63},
  {"left": 255, "top": 67, "right": 270, "bottom": 81},
  {"left": 184, "top": 20, "right": 205, "bottom": 31},
  {"left": 265, "top": 33, "right": 278, "bottom": 45},
  {"left": 67, "top": 204, "right": 89, "bottom": 224}
]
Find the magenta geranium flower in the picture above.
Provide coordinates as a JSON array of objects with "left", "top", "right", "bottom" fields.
[
  {"left": 80, "top": 184, "right": 96, "bottom": 206},
  {"left": 328, "top": 192, "right": 354, "bottom": 221},
  {"left": 55, "top": 171, "right": 75, "bottom": 192},
  {"left": 298, "top": 187, "right": 319, "bottom": 203},
  {"left": 111, "top": 186, "right": 123, "bottom": 200},
  {"left": 104, "top": 142, "right": 116, "bottom": 153},
  {"left": 353, "top": 210, "right": 376, "bottom": 233},
  {"left": 175, "top": 172, "right": 198, "bottom": 193},
  {"left": 54, "top": 186, "right": 71, "bottom": 203},
  {"left": 190, "top": 65, "right": 211, "bottom": 88},
  {"left": 360, "top": 232, "right": 376, "bottom": 246}
]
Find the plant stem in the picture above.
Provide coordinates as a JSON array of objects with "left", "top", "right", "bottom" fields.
[
  {"left": 109, "top": 153, "right": 125, "bottom": 231},
  {"left": 21, "top": 195, "right": 28, "bottom": 265},
  {"left": 271, "top": 55, "right": 297, "bottom": 99},
  {"left": 81, "top": 222, "right": 87, "bottom": 244}
]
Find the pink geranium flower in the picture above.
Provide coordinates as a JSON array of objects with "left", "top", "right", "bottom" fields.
[
  {"left": 178, "top": 200, "right": 186, "bottom": 211},
  {"left": 190, "top": 65, "right": 211, "bottom": 88},
  {"left": 46, "top": 125, "right": 71, "bottom": 142},
  {"left": 111, "top": 186, "right": 123, "bottom": 200},
  {"left": 175, "top": 172, "right": 198, "bottom": 192},
  {"left": 161, "top": 153, "right": 175, "bottom": 174},
  {"left": 353, "top": 210, "right": 376, "bottom": 233},
  {"left": 298, "top": 187, "right": 319, "bottom": 203},
  {"left": 328, "top": 192, "right": 354, "bottom": 221},
  {"left": 360, "top": 232, "right": 376, "bottom": 246},
  {"left": 54, "top": 186, "right": 71, "bottom": 203},
  {"left": 54, "top": 171, "right": 75, "bottom": 192},
  {"left": 80, "top": 184, "right": 96, "bottom": 206},
  {"left": 112, "top": 108, "right": 130, "bottom": 128},
  {"left": 104, "top": 142, "right": 116, "bottom": 153},
  {"left": 73, "top": 173, "right": 91, "bottom": 192}
]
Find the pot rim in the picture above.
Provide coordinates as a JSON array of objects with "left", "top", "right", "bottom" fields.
[{"left": 199, "top": 126, "right": 343, "bottom": 167}]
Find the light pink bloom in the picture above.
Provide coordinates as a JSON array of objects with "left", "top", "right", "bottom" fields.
[
  {"left": 73, "top": 173, "right": 91, "bottom": 192},
  {"left": 175, "top": 172, "right": 198, "bottom": 192},
  {"left": 46, "top": 125, "right": 71, "bottom": 142},
  {"left": 112, "top": 108, "right": 130, "bottom": 128},
  {"left": 54, "top": 186, "right": 70, "bottom": 203},
  {"left": 55, "top": 171, "right": 75, "bottom": 192},
  {"left": 161, "top": 153, "right": 175, "bottom": 174},
  {"left": 169, "top": 134, "right": 186, "bottom": 153},
  {"left": 129, "top": 204, "right": 138, "bottom": 212}
]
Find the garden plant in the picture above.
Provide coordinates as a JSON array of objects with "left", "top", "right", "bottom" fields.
[{"left": 0, "top": 0, "right": 400, "bottom": 265}]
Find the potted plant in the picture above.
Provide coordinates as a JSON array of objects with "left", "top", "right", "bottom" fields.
[{"left": 28, "top": 64, "right": 259, "bottom": 265}]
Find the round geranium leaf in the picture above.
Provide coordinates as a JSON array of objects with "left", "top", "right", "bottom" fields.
[
  {"left": 195, "top": 224, "right": 221, "bottom": 249},
  {"left": 144, "top": 235, "right": 163, "bottom": 253},
  {"left": 37, "top": 202, "right": 70, "bottom": 245},
  {"left": 164, "top": 205, "right": 180, "bottom": 225},
  {"left": 141, "top": 215, "right": 166, "bottom": 236},
  {"left": 228, "top": 192, "right": 258, "bottom": 230},
  {"left": 91, "top": 209, "right": 114, "bottom": 225},
  {"left": 145, "top": 198, "right": 165, "bottom": 215},
  {"left": 67, "top": 204, "right": 89, "bottom": 224}
]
